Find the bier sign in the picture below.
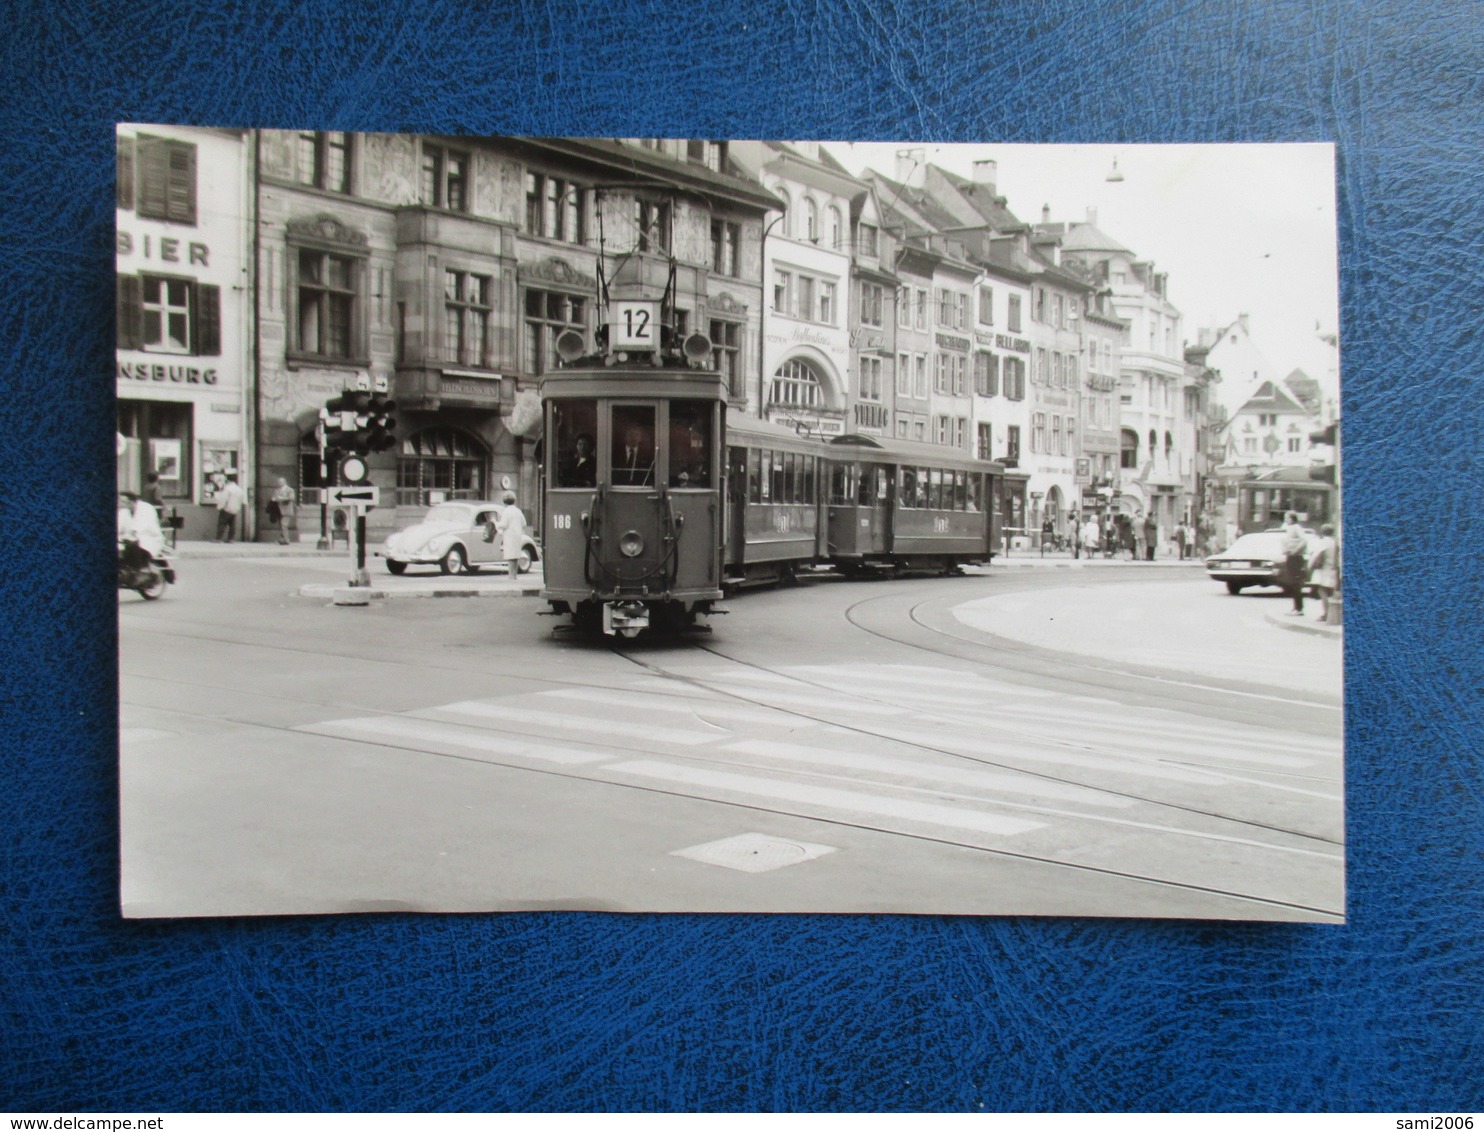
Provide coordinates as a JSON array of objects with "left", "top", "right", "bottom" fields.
[{"left": 610, "top": 301, "right": 659, "bottom": 350}]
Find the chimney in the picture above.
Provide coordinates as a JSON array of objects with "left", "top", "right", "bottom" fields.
[
  {"left": 1238, "top": 312, "right": 1251, "bottom": 334},
  {"left": 1086, "top": 206, "right": 1098, "bottom": 226},
  {"left": 895, "top": 147, "right": 926, "bottom": 188},
  {"left": 971, "top": 159, "right": 998, "bottom": 191},
  {"left": 1041, "top": 203, "right": 1051, "bottom": 224}
]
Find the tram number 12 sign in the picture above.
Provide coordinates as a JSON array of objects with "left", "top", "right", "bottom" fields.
[{"left": 610, "top": 301, "right": 659, "bottom": 351}]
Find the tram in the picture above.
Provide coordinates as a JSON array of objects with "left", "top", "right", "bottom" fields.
[{"left": 1235, "top": 466, "right": 1337, "bottom": 536}]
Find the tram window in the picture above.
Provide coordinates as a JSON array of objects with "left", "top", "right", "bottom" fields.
[
  {"left": 760, "top": 450, "right": 773, "bottom": 502},
  {"left": 611, "top": 405, "right": 656, "bottom": 487},
  {"left": 952, "top": 471, "right": 967, "bottom": 511},
  {"left": 747, "top": 448, "right": 761, "bottom": 503},
  {"left": 551, "top": 399, "right": 598, "bottom": 488},
  {"left": 802, "top": 456, "right": 815, "bottom": 504},
  {"left": 829, "top": 462, "right": 851, "bottom": 505},
  {"left": 782, "top": 452, "right": 796, "bottom": 504},
  {"left": 967, "top": 474, "right": 982, "bottom": 513},
  {"left": 771, "top": 450, "right": 786, "bottom": 503},
  {"left": 916, "top": 468, "right": 930, "bottom": 508},
  {"left": 668, "top": 400, "right": 712, "bottom": 487},
  {"left": 899, "top": 469, "right": 916, "bottom": 509}
]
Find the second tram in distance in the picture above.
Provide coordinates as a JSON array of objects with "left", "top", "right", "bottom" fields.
[{"left": 539, "top": 306, "right": 1006, "bottom": 638}]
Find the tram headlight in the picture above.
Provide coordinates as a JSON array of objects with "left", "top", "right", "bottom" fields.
[{"left": 619, "top": 530, "right": 645, "bottom": 558}]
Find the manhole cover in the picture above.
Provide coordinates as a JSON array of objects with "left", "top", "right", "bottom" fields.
[{"left": 671, "top": 832, "right": 836, "bottom": 873}]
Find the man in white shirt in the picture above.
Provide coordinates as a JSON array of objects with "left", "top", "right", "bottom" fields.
[{"left": 215, "top": 474, "right": 246, "bottom": 542}]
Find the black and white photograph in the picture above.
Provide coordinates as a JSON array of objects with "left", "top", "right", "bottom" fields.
[{"left": 116, "top": 130, "right": 1343, "bottom": 922}]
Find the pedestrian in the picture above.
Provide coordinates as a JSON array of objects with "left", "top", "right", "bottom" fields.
[
  {"left": 1142, "top": 511, "right": 1159, "bottom": 561},
  {"left": 1081, "top": 514, "right": 1101, "bottom": 560},
  {"left": 1040, "top": 514, "right": 1055, "bottom": 557},
  {"left": 214, "top": 473, "right": 246, "bottom": 543},
  {"left": 1279, "top": 510, "right": 1309, "bottom": 615},
  {"left": 495, "top": 491, "right": 528, "bottom": 577},
  {"left": 1176, "top": 521, "right": 1189, "bottom": 560},
  {"left": 267, "top": 477, "right": 296, "bottom": 544},
  {"left": 1308, "top": 522, "right": 1340, "bottom": 621}
]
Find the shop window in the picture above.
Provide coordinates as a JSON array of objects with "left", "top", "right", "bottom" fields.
[
  {"left": 117, "top": 400, "right": 192, "bottom": 500},
  {"left": 295, "top": 131, "right": 352, "bottom": 193},
  {"left": 134, "top": 135, "right": 197, "bottom": 225},
  {"left": 421, "top": 143, "right": 470, "bottom": 212},
  {"left": 396, "top": 427, "right": 487, "bottom": 506},
  {"left": 116, "top": 274, "right": 221, "bottom": 355}
]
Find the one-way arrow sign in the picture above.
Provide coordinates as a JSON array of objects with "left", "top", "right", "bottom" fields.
[{"left": 324, "top": 486, "right": 380, "bottom": 507}]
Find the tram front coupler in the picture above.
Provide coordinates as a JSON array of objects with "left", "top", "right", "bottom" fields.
[{"left": 602, "top": 600, "right": 650, "bottom": 638}]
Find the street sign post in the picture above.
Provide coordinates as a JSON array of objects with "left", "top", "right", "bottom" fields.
[{"left": 324, "top": 486, "right": 380, "bottom": 507}]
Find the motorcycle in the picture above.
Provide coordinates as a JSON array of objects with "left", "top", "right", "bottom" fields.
[{"left": 118, "top": 540, "right": 176, "bottom": 600}]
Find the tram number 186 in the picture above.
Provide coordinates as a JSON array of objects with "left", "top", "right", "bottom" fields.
[{"left": 552, "top": 514, "right": 573, "bottom": 530}]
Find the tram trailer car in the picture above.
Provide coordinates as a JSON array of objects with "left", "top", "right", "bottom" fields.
[
  {"left": 721, "top": 421, "right": 1005, "bottom": 585},
  {"left": 540, "top": 358, "right": 727, "bottom": 638},
  {"left": 723, "top": 414, "right": 827, "bottom": 588},
  {"left": 819, "top": 433, "right": 1003, "bottom": 575}
]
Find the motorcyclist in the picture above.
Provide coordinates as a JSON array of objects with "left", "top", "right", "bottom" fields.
[{"left": 118, "top": 490, "right": 163, "bottom": 573}]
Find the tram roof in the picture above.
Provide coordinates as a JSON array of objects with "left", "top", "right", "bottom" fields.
[{"left": 829, "top": 432, "right": 1005, "bottom": 472}]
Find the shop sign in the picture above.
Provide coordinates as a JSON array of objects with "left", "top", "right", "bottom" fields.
[
  {"left": 767, "top": 325, "right": 840, "bottom": 351},
  {"left": 117, "top": 361, "right": 218, "bottom": 385},
  {"left": 995, "top": 333, "right": 1031, "bottom": 354},
  {"left": 116, "top": 231, "right": 210, "bottom": 266},
  {"left": 935, "top": 333, "right": 971, "bottom": 353},
  {"left": 849, "top": 327, "right": 886, "bottom": 351},
  {"left": 973, "top": 331, "right": 997, "bottom": 348}
]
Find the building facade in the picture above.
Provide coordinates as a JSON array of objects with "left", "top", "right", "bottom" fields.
[
  {"left": 254, "top": 133, "right": 772, "bottom": 543},
  {"left": 733, "top": 141, "right": 860, "bottom": 438},
  {"left": 116, "top": 125, "right": 254, "bottom": 539}
]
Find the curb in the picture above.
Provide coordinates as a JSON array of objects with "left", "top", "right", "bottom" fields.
[
  {"left": 1264, "top": 609, "right": 1343, "bottom": 638},
  {"left": 300, "top": 583, "right": 542, "bottom": 600}
]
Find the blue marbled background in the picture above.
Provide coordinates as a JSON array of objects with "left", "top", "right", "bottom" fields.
[{"left": 2, "top": 0, "right": 1480, "bottom": 1112}]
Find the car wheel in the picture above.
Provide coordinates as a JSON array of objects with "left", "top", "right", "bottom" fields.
[
  {"left": 1225, "top": 581, "right": 1245, "bottom": 595},
  {"left": 440, "top": 546, "right": 466, "bottom": 575},
  {"left": 516, "top": 549, "right": 532, "bottom": 574},
  {"left": 386, "top": 560, "right": 407, "bottom": 576}
]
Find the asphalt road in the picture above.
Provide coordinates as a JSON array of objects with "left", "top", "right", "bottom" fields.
[{"left": 118, "top": 558, "right": 1345, "bottom": 922}]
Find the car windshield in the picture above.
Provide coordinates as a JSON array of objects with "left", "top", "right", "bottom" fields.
[{"left": 424, "top": 504, "right": 473, "bottom": 525}]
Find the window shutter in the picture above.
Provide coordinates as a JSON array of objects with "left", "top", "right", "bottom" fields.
[
  {"left": 116, "top": 274, "right": 142, "bottom": 349},
  {"left": 136, "top": 137, "right": 169, "bottom": 219},
  {"left": 116, "top": 138, "right": 135, "bottom": 210},
  {"left": 167, "top": 143, "right": 197, "bottom": 224},
  {"left": 194, "top": 283, "right": 221, "bottom": 355}
]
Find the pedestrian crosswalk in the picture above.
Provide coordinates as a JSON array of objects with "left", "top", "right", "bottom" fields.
[{"left": 296, "top": 659, "right": 1344, "bottom": 913}]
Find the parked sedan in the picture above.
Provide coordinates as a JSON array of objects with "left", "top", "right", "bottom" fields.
[
  {"left": 379, "top": 501, "right": 540, "bottom": 576},
  {"left": 1206, "top": 529, "right": 1317, "bottom": 595}
]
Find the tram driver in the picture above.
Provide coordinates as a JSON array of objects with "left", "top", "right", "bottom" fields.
[{"left": 613, "top": 422, "right": 655, "bottom": 487}]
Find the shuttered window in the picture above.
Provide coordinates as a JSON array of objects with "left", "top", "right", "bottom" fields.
[
  {"left": 116, "top": 274, "right": 221, "bottom": 355},
  {"left": 135, "top": 136, "right": 197, "bottom": 225}
]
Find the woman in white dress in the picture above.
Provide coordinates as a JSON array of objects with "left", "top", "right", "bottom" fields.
[{"left": 494, "top": 492, "right": 528, "bottom": 576}]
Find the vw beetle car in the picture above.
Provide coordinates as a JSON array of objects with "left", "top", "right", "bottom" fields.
[
  {"left": 1205, "top": 528, "right": 1318, "bottom": 595},
  {"left": 379, "top": 500, "right": 540, "bottom": 576}
]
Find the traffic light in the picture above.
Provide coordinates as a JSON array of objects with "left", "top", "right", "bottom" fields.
[
  {"left": 322, "top": 389, "right": 374, "bottom": 454},
  {"left": 364, "top": 392, "right": 398, "bottom": 452}
]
